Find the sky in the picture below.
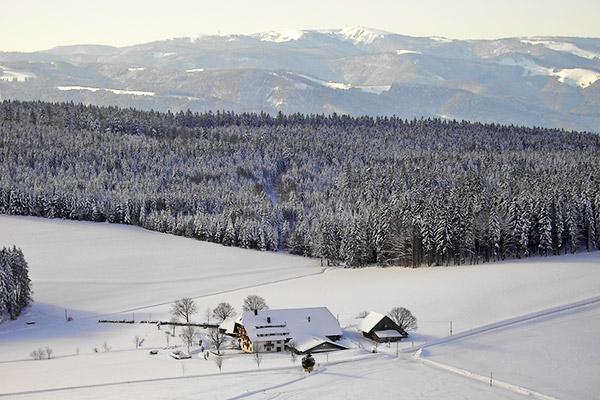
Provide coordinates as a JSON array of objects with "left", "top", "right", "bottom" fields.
[{"left": 1, "top": 0, "right": 599, "bottom": 52}]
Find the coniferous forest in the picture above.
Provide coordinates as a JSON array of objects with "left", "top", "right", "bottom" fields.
[{"left": 1, "top": 100, "right": 599, "bottom": 267}]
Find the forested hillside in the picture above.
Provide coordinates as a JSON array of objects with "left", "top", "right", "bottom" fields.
[{"left": 1, "top": 100, "right": 599, "bottom": 267}]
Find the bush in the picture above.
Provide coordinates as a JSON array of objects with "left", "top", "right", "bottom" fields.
[
  {"left": 356, "top": 311, "right": 369, "bottom": 319},
  {"left": 30, "top": 348, "right": 46, "bottom": 360}
]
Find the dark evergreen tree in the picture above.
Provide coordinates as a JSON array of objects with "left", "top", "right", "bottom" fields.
[{"left": 0, "top": 246, "right": 32, "bottom": 321}]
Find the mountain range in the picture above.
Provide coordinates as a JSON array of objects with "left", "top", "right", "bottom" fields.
[{"left": 1, "top": 27, "right": 599, "bottom": 131}]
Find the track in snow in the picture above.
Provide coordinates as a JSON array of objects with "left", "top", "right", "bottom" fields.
[
  {"left": 401, "top": 295, "right": 600, "bottom": 353},
  {"left": 401, "top": 296, "right": 600, "bottom": 400}
]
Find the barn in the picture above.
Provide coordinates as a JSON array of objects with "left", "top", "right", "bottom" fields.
[
  {"left": 359, "top": 311, "right": 408, "bottom": 342},
  {"left": 234, "top": 307, "right": 346, "bottom": 354}
]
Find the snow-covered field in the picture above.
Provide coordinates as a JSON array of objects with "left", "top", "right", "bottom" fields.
[
  {"left": 0, "top": 215, "right": 319, "bottom": 314},
  {"left": 422, "top": 299, "right": 600, "bottom": 399},
  {"left": 57, "top": 86, "right": 156, "bottom": 97},
  {"left": 497, "top": 57, "right": 600, "bottom": 88},
  {"left": 0, "top": 66, "right": 36, "bottom": 82},
  {"left": 1, "top": 215, "right": 599, "bottom": 399}
]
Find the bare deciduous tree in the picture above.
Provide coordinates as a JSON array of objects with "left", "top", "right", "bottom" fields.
[
  {"left": 134, "top": 335, "right": 142, "bottom": 349},
  {"left": 212, "top": 302, "right": 236, "bottom": 323},
  {"left": 214, "top": 355, "right": 224, "bottom": 373},
  {"left": 206, "top": 327, "right": 227, "bottom": 355},
  {"left": 170, "top": 317, "right": 178, "bottom": 336},
  {"left": 253, "top": 351, "right": 262, "bottom": 369},
  {"left": 102, "top": 341, "right": 111, "bottom": 352},
  {"left": 171, "top": 297, "right": 198, "bottom": 323},
  {"left": 30, "top": 348, "right": 46, "bottom": 360},
  {"left": 180, "top": 325, "right": 198, "bottom": 353},
  {"left": 204, "top": 307, "right": 212, "bottom": 324},
  {"left": 45, "top": 347, "right": 53, "bottom": 359},
  {"left": 356, "top": 310, "right": 369, "bottom": 319},
  {"left": 242, "top": 295, "right": 269, "bottom": 312},
  {"left": 388, "top": 307, "right": 418, "bottom": 332}
]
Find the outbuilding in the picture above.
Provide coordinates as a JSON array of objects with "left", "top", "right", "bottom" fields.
[
  {"left": 359, "top": 311, "right": 408, "bottom": 342},
  {"left": 218, "top": 317, "right": 237, "bottom": 337}
]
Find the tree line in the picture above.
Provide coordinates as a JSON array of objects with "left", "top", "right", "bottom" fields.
[
  {"left": 1, "top": 100, "right": 599, "bottom": 267},
  {"left": 0, "top": 246, "right": 32, "bottom": 321}
]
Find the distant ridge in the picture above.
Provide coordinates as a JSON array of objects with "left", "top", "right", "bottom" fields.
[{"left": 1, "top": 27, "right": 599, "bottom": 131}]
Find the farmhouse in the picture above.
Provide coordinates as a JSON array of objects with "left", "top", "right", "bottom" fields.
[
  {"left": 234, "top": 307, "right": 346, "bottom": 354},
  {"left": 359, "top": 311, "right": 408, "bottom": 342}
]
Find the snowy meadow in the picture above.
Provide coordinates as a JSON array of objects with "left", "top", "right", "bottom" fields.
[{"left": 1, "top": 215, "right": 599, "bottom": 399}]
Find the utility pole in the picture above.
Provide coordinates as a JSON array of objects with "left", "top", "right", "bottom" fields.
[
  {"left": 450, "top": 320, "right": 453, "bottom": 336},
  {"left": 490, "top": 372, "right": 493, "bottom": 387}
]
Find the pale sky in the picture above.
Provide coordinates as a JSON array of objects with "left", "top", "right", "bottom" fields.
[{"left": 1, "top": 0, "right": 599, "bottom": 52}]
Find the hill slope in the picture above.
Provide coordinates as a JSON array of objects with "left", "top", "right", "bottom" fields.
[{"left": 0, "top": 216, "right": 599, "bottom": 399}]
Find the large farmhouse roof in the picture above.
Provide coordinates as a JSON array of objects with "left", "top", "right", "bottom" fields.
[{"left": 236, "top": 307, "right": 342, "bottom": 344}]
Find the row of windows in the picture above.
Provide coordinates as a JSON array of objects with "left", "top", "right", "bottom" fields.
[
  {"left": 255, "top": 324, "right": 286, "bottom": 329},
  {"left": 256, "top": 331, "right": 289, "bottom": 337}
]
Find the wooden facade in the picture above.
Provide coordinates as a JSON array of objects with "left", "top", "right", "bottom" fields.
[
  {"left": 235, "top": 322, "right": 288, "bottom": 353},
  {"left": 362, "top": 314, "right": 408, "bottom": 343},
  {"left": 234, "top": 307, "right": 345, "bottom": 354}
]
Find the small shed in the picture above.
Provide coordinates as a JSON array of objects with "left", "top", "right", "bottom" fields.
[
  {"left": 293, "top": 336, "right": 347, "bottom": 354},
  {"left": 359, "top": 311, "right": 408, "bottom": 342},
  {"left": 219, "top": 317, "right": 237, "bottom": 337}
]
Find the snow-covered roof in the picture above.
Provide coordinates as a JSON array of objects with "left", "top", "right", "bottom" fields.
[
  {"left": 359, "top": 311, "right": 387, "bottom": 333},
  {"left": 375, "top": 330, "right": 405, "bottom": 339},
  {"left": 237, "top": 307, "right": 342, "bottom": 344},
  {"left": 293, "top": 336, "right": 348, "bottom": 353},
  {"left": 219, "top": 317, "right": 237, "bottom": 335}
]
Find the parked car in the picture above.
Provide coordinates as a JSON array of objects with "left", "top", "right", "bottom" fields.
[
  {"left": 169, "top": 350, "right": 191, "bottom": 359},
  {"left": 149, "top": 349, "right": 159, "bottom": 355}
]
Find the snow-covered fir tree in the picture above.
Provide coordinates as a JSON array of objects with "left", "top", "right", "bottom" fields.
[{"left": 0, "top": 246, "right": 32, "bottom": 321}]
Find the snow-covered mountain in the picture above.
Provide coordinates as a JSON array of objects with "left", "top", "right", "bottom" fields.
[{"left": 1, "top": 27, "right": 599, "bottom": 131}]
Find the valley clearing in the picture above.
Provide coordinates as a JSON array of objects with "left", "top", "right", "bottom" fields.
[{"left": 1, "top": 215, "right": 598, "bottom": 399}]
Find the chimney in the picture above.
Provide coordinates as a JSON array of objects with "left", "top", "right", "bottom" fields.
[
  {"left": 267, "top": 317, "right": 271, "bottom": 323},
  {"left": 253, "top": 309, "right": 258, "bottom": 315}
]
